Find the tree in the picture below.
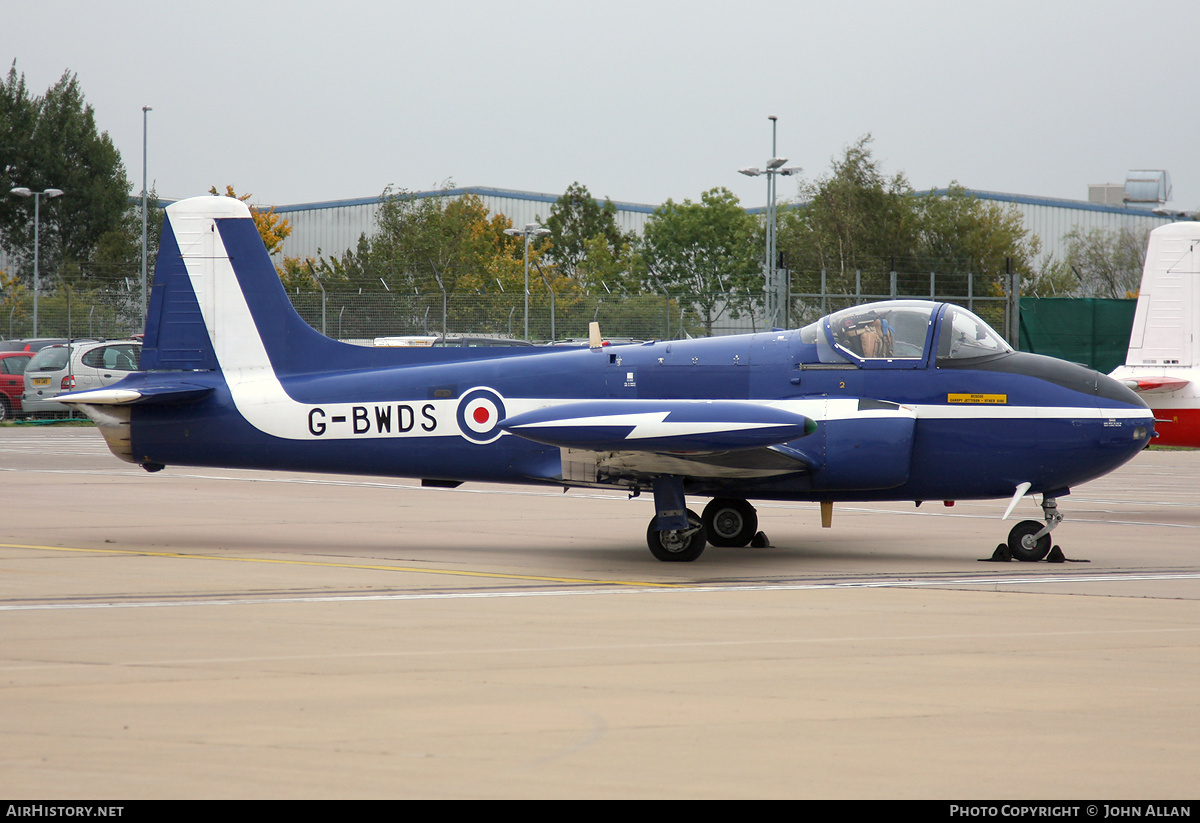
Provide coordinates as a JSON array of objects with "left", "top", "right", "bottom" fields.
[
  {"left": 322, "top": 184, "right": 532, "bottom": 296},
  {"left": 80, "top": 189, "right": 165, "bottom": 290},
  {"left": 0, "top": 267, "right": 29, "bottom": 330},
  {"left": 0, "top": 62, "right": 130, "bottom": 281},
  {"left": 911, "top": 184, "right": 1042, "bottom": 295},
  {"left": 575, "top": 233, "right": 641, "bottom": 295},
  {"left": 1019, "top": 258, "right": 1079, "bottom": 298},
  {"left": 1061, "top": 226, "right": 1150, "bottom": 299},
  {"left": 543, "top": 182, "right": 630, "bottom": 280},
  {"left": 640, "top": 187, "right": 761, "bottom": 335},
  {"left": 779, "top": 135, "right": 917, "bottom": 295},
  {"left": 779, "top": 137, "right": 1042, "bottom": 314},
  {"left": 209, "top": 185, "right": 292, "bottom": 257}
]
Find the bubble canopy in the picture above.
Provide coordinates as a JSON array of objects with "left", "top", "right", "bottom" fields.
[{"left": 800, "top": 301, "right": 1011, "bottom": 366}]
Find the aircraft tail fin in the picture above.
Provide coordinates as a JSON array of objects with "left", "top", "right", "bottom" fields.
[
  {"left": 140, "top": 195, "right": 346, "bottom": 377},
  {"left": 1125, "top": 222, "right": 1200, "bottom": 368}
]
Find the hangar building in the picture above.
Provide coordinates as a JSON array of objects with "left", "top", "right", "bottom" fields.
[{"left": 272, "top": 177, "right": 1181, "bottom": 266}]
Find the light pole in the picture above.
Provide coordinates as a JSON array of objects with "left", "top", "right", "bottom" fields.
[
  {"left": 8, "top": 186, "right": 65, "bottom": 337},
  {"left": 739, "top": 115, "right": 800, "bottom": 329},
  {"left": 141, "top": 105, "right": 152, "bottom": 322},
  {"left": 504, "top": 222, "right": 551, "bottom": 340}
]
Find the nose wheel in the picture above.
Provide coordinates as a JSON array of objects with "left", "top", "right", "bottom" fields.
[
  {"left": 1007, "top": 520, "right": 1052, "bottom": 562},
  {"left": 1004, "top": 496, "right": 1063, "bottom": 562}
]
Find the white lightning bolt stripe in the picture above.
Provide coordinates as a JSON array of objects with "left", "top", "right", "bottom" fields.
[{"left": 510, "top": 411, "right": 794, "bottom": 440}]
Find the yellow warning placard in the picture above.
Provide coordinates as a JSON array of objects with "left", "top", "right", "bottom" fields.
[{"left": 947, "top": 393, "right": 1007, "bottom": 404}]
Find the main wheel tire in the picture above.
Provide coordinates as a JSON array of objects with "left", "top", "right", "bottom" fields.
[
  {"left": 1008, "top": 519, "right": 1052, "bottom": 562},
  {"left": 647, "top": 509, "right": 707, "bottom": 562},
  {"left": 0, "top": 398, "right": 9, "bottom": 423},
  {"left": 702, "top": 498, "right": 758, "bottom": 547}
]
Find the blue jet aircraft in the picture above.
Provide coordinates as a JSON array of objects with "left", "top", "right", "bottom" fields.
[{"left": 62, "top": 196, "right": 1156, "bottom": 562}]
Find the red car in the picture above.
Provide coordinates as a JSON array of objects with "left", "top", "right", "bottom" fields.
[{"left": 0, "top": 351, "right": 33, "bottom": 421}]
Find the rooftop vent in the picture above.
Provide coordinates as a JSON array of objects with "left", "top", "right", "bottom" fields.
[
  {"left": 1088, "top": 184, "right": 1125, "bottom": 205},
  {"left": 1124, "top": 170, "right": 1172, "bottom": 208}
]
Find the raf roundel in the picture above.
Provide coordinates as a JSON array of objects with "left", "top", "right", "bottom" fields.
[{"left": 456, "top": 387, "right": 507, "bottom": 443}]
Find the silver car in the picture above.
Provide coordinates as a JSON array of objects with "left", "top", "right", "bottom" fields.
[{"left": 22, "top": 340, "right": 141, "bottom": 416}]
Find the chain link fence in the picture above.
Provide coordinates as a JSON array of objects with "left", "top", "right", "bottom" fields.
[
  {"left": 1, "top": 287, "right": 143, "bottom": 341},
  {"left": 2, "top": 268, "right": 1015, "bottom": 344}
]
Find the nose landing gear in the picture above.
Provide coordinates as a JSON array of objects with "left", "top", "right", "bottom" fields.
[{"left": 998, "top": 496, "right": 1064, "bottom": 562}]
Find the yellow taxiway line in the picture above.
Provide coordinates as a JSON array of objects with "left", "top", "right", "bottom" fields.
[{"left": 0, "top": 541, "right": 677, "bottom": 588}]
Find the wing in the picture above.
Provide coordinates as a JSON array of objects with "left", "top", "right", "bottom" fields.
[
  {"left": 503, "top": 397, "right": 921, "bottom": 488},
  {"left": 500, "top": 400, "right": 817, "bottom": 452},
  {"left": 501, "top": 399, "right": 819, "bottom": 484}
]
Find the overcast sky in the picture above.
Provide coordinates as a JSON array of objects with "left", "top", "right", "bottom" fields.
[{"left": 5, "top": 0, "right": 1198, "bottom": 212}]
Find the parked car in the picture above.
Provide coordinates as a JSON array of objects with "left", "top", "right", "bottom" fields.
[
  {"left": 546, "top": 337, "right": 645, "bottom": 347},
  {"left": 430, "top": 336, "right": 534, "bottom": 348},
  {"left": 0, "top": 337, "right": 99, "bottom": 353},
  {"left": 22, "top": 340, "right": 142, "bottom": 417},
  {"left": 372, "top": 335, "right": 535, "bottom": 348},
  {"left": 0, "top": 351, "right": 33, "bottom": 421}
]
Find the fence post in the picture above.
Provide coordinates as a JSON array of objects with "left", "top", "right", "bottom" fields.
[
  {"left": 307, "top": 260, "right": 327, "bottom": 336},
  {"left": 428, "top": 260, "right": 447, "bottom": 341},
  {"left": 784, "top": 266, "right": 791, "bottom": 329},
  {"left": 1009, "top": 258, "right": 1021, "bottom": 349},
  {"left": 535, "top": 261, "right": 554, "bottom": 342},
  {"left": 55, "top": 276, "right": 72, "bottom": 340},
  {"left": 1002, "top": 258, "right": 1022, "bottom": 347},
  {"left": 650, "top": 274, "right": 670, "bottom": 340}
]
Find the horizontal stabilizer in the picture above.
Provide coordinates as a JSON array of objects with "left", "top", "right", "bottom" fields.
[
  {"left": 58, "top": 383, "right": 214, "bottom": 406},
  {"left": 1119, "top": 376, "right": 1191, "bottom": 394},
  {"left": 500, "top": 400, "right": 816, "bottom": 453}
]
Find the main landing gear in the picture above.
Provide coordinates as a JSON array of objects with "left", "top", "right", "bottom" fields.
[
  {"left": 701, "top": 498, "right": 759, "bottom": 547},
  {"left": 645, "top": 479, "right": 764, "bottom": 562},
  {"left": 646, "top": 509, "right": 707, "bottom": 562},
  {"left": 1000, "top": 496, "right": 1064, "bottom": 562}
]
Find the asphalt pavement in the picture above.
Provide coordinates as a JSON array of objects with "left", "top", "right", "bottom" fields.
[{"left": 1, "top": 427, "right": 1197, "bottom": 798}]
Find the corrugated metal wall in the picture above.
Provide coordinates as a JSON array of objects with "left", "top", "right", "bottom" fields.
[
  {"left": 272, "top": 185, "right": 1176, "bottom": 267},
  {"left": 963, "top": 191, "right": 1171, "bottom": 263},
  {"left": 274, "top": 186, "right": 655, "bottom": 262}
]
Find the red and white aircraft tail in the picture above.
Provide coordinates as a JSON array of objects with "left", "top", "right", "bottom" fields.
[{"left": 1111, "top": 221, "right": 1200, "bottom": 446}]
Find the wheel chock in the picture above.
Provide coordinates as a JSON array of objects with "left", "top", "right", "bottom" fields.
[
  {"left": 749, "top": 531, "right": 772, "bottom": 548},
  {"left": 982, "top": 543, "right": 1013, "bottom": 562}
]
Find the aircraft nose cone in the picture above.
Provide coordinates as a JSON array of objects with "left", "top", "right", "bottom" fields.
[{"left": 1093, "top": 370, "right": 1156, "bottom": 446}]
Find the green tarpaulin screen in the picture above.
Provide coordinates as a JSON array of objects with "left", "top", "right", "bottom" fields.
[{"left": 1018, "top": 297, "right": 1135, "bottom": 374}]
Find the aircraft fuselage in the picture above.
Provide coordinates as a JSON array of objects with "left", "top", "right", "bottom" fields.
[{"left": 125, "top": 320, "right": 1150, "bottom": 504}]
